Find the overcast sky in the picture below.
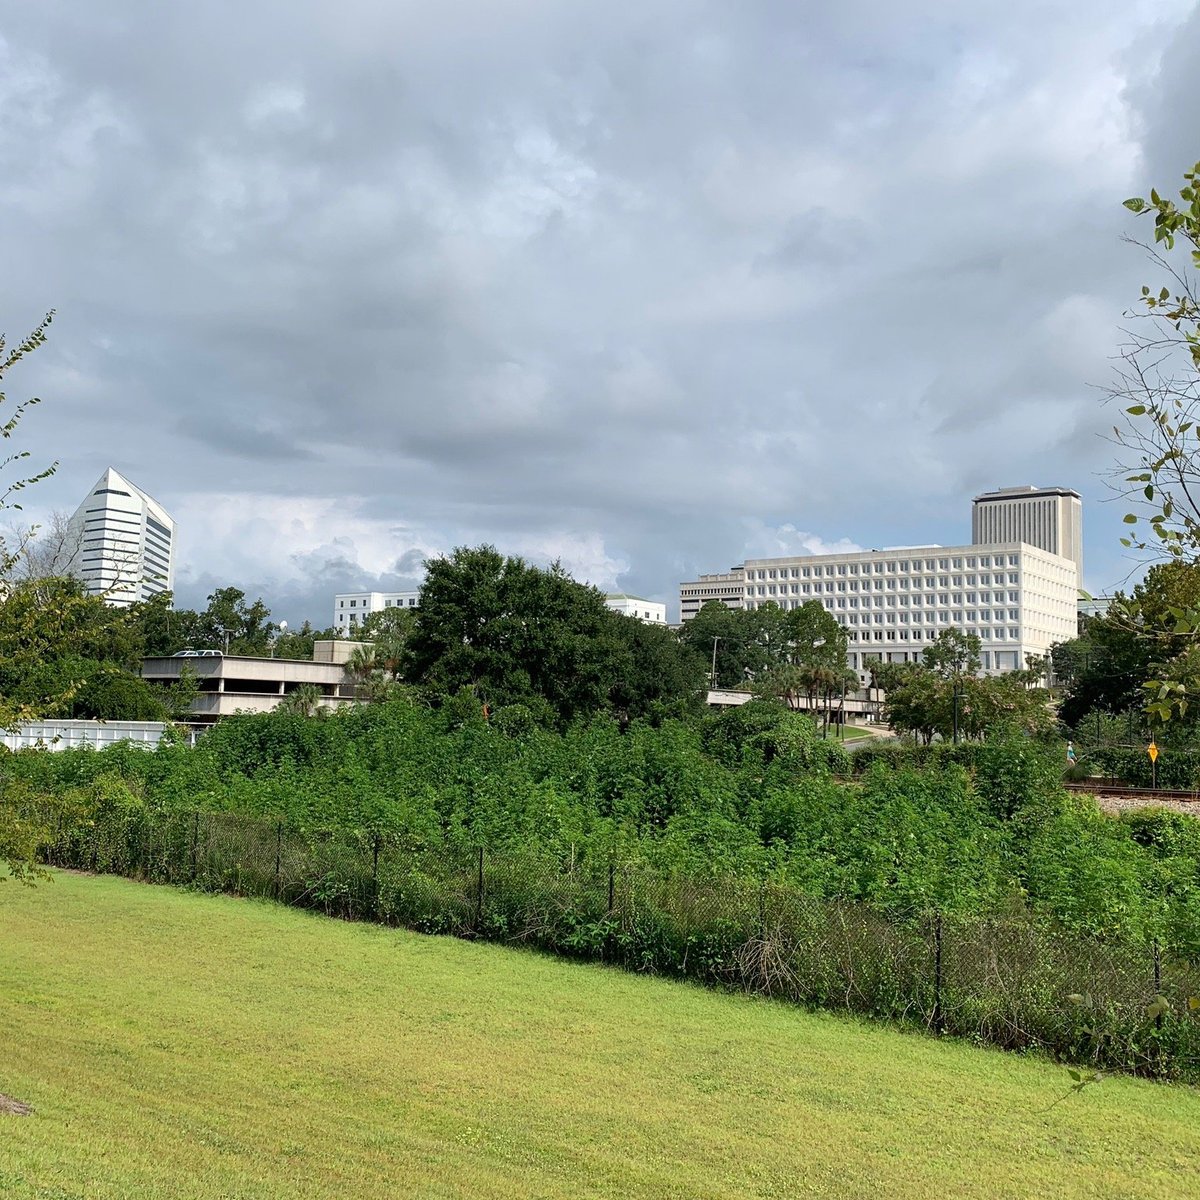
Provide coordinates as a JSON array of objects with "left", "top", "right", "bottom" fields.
[{"left": 4, "top": 0, "right": 1200, "bottom": 624}]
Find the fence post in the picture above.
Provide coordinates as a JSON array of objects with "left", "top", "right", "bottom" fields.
[
  {"left": 932, "top": 913, "right": 945, "bottom": 1035},
  {"left": 1154, "top": 940, "right": 1164, "bottom": 1030},
  {"left": 273, "top": 822, "right": 283, "bottom": 901},
  {"left": 190, "top": 811, "right": 199, "bottom": 882},
  {"left": 758, "top": 878, "right": 767, "bottom": 941},
  {"left": 476, "top": 845, "right": 486, "bottom": 932},
  {"left": 371, "top": 832, "right": 381, "bottom": 919},
  {"left": 606, "top": 861, "right": 617, "bottom": 962}
]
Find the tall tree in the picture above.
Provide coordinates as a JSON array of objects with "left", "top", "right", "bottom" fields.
[
  {"left": 195, "top": 587, "right": 274, "bottom": 655},
  {"left": 677, "top": 601, "right": 755, "bottom": 688},
  {"left": 403, "top": 546, "right": 619, "bottom": 725},
  {"left": 604, "top": 613, "right": 707, "bottom": 723},
  {"left": 922, "top": 628, "right": 982, "bottom": 680}
]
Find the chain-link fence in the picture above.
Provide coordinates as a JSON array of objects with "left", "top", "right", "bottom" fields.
[{"left": 40, "top": 806, "right": 1200, "bottom": 1081}]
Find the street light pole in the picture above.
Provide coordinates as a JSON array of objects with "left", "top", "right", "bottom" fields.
[
  {"left": 710, "top": 636, "right": 720, "bottom": 691},
  {"left": 952, "top": 677, "right": 960, "bottom": 745}
]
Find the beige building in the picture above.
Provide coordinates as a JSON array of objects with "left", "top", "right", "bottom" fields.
[
  {"left": 678, "top": 569, "right": 747, "bottom": 622},
  {"left": 141, "top": 641, "right": 366, "bottom": 725}
]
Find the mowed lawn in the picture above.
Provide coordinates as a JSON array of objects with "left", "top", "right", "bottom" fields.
[{"left": 2, "top": 874, "right": 1199, "bottom": 1200}]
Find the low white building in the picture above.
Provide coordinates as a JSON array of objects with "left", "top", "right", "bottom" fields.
[
  {"left": 606, "top": 594, "right": 667, "bottom": 624},
  {"left": 1, "top": 719, "right": 173, "bottom": 752},
  {"left": 333, "top": 590, "right": 420, "bottom": 633},
  {"left": 1077, "top": 591, "right": 1114, "bottom": 621},
  {"left": 738, "top": 542, "right": 1077, "bottom": 680},
  {"left": 681, "top": 543, "right": 1076, "bottom": 681}
]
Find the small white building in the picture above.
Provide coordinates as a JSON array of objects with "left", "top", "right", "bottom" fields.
[
  {"left": 333, "top": 590, "right": 420, "bottom": 633},
  {"left": 606, "top": 594, "right": 668, "bottom": 624}
]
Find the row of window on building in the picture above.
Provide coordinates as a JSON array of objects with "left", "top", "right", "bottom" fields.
[
  {"left": 746, "top": 553, "right": 1022, "bottom": 580},
  {"left": 338, "top": 597, "right": 419, "bottom": 609},
  {"left": 750, "top": 571, "right": 1021, "bottom": 595}
]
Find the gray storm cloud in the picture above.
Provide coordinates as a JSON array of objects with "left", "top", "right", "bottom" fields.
[{"left": 1, "top": 0, "right": 1196, "bottom": 621}]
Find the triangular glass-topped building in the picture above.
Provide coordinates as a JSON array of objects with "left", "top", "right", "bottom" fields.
[{"left": 65, "top": 468, "right": 176, "bottom": 606}]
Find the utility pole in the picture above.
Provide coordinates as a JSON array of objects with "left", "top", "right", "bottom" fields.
[
  {"left": 952, "top": 676, "right": 960, "bottom": 745},
  {"left": 710, "top": 636, "right": 720, "bottom": 691}
]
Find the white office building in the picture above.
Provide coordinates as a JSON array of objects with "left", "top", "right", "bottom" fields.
[
  {"left": 606, "top": 594, "right": 668, "bottom": 624},
  {"left": 972, "top": 486, "right": 1082, "bottom": 586},
  {"left": 334, "top": 590, "right": 421, "bottom": 633},
  {"left": 739, "top": 543, "right": 1077, "bottom": 679},
  {"left": 678, "top": 485, "right": 1082, "bottom": 679},
  {"left": 65, "top": 467, "right": 175, "bottom": 607}
]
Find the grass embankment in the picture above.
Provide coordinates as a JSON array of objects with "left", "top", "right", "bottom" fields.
[{"left": 2, "top": 873, "right": 1198, "bottom": 1199}]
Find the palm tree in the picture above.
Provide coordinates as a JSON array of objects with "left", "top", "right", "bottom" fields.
[{"left": 277, "top": 683, "right": 322, "bottom": 718}]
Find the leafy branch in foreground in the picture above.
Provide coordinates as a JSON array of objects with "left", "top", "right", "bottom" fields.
[
  {"left": 0, "top": 311, "right": 57, "bottom": 577},
  {"left": 1104, "top": 164, "right": 1200, "bottom": 722}
]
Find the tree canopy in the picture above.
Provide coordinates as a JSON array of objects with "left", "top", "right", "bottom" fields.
[
  {"left": 404, "top": 545, "right": 704, "bottom": 725},
  {"left": 870, "top": 630, "right": 1052, "bottom": 744}
]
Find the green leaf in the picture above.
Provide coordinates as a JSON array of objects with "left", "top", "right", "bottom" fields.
[
  {"left": 1124, "top": 514, "right": 1138, "bottom": 524},
  {"left": 1146, "top": 995, "right": 1171, "bottom": 1022},
  {"left": 1067, "top": 1069, "right": 1081, "bottom": 1081},
  {"left": 1065, "top": 993, "right": 1085, "bottom": 1006},
  {"left": 1127, "top": 405, "right": 1147, "bottom": 415},
  {"left": 1124, "top": 198, "right": 1148, "bottom": 213}
]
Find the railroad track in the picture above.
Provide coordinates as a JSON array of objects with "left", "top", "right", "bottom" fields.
[{"left": 1064, "top": 781, "right": 1200, "bottom": 804}]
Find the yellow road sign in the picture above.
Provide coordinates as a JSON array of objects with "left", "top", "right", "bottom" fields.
[{"left": 1149, "top": 742, "right": 1159, "bottom": 763}]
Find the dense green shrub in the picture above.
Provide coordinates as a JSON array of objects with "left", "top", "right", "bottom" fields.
[{"left": 11, "top": 698, "right": 1200, "bottom": 961}]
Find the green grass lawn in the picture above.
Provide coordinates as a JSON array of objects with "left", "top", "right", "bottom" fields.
[
  {"left": 2, "top": 872, "right": 1199, "bottom": 1199},
  {"left": 833, "top": 725, "right": 875, "bottom": 743}
]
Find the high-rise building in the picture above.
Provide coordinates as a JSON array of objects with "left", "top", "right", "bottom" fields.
[
  {"left": 65, "top": 468, "right": 176, "bottom": 606},
  {"left": 971, "top": 486, "right": 1082, "bottom": 585}
]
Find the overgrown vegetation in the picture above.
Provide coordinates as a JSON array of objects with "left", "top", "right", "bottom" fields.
[{"left": 14, "top": 702, "right": 1200, "bottom": 1079}]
